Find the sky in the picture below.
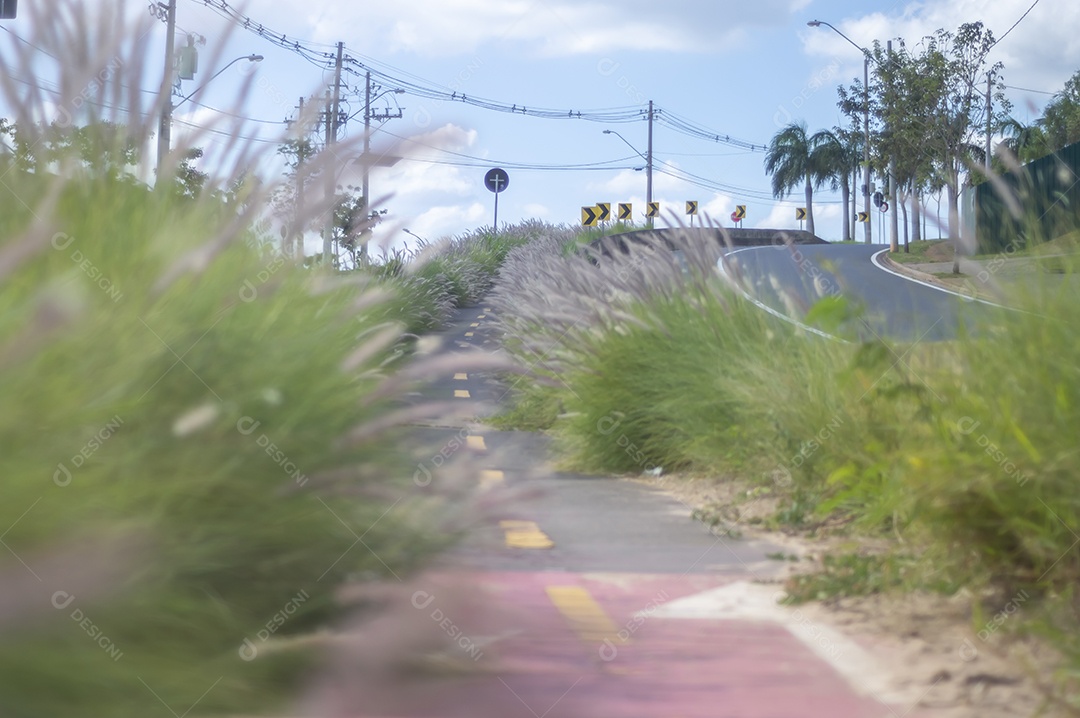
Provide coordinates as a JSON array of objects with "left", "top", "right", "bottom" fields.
[{"left": 2, "top": 0, "right": 1076, "bottom": 254}]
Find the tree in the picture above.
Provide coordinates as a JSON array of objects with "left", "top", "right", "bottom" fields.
[
  {"left": 810, "top": 128, "right": 854, "bottom": 242},
  {"left": 271, "top": 137, "right": 319, "bottom": 258},
  {"left": 765, "top": 122, "right": 820, "bottom": 236},
  {"left": 998, "top": 117, "right": 1048, "bottom": 165},
  {"left": 1039, "top": 70, "right": 1080, "bottom": 152}
]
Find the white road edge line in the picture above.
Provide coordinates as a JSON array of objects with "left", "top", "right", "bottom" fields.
[
  {"left": 869, "top": 248, "right": 1010, "bottom": 309},
  {"left": 717, "top": 247, "right": 844, "bottom": 343}
]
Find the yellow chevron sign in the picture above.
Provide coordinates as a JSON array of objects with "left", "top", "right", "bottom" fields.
[
  {"left": 581, "top": 206, "right": 599, "bottom": 227},
  {"left": 596, "top": 203, "right": 611, "bottom": 222},
  {"left": 686, "top": 201, "right": 698, "bottom": 215},
  {"left": 646, "top": 202, "right": 660, "bottom": 218},
  {"left": 618, "top": 203, "right": 632, "bottom": 221},
  {"left": 735, "top": 205, "right": 747, "bottom": 220},
  {"left": 858, "top": 211, "right": 870, "bottom": 223},
  {"left": 796, "top": 207, "right": 807, "bottom": 220}
]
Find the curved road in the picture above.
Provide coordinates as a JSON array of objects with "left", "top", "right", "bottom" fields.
[{"left": 723, "top": 243, "right": 1008, "bottom": 342}]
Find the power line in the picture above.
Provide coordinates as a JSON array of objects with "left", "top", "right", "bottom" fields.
[
  {"left": 189, "top": 0, "right": 762, "bottom": 143},
  {"left": 992, "top": 0, "right": 1043, "bottom": 47},
  {"left": 1002, "top": 83, "right": 1057, "bottom": 96}
]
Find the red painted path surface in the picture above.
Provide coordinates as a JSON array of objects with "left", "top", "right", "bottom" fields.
[{"left": 356, "top": 572, "right": 910, "bottom": 718}]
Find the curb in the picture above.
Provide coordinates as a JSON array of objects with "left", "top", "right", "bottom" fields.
[{"left": 873, "top": 250, "right": 1009, "bottom": 308}]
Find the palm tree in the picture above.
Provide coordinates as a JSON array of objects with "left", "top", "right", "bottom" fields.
[
  {"left": 999, "top": 117, "right": 1048, "bottom": 164},
  {"left": 810, "top": 128, "right": 855, "bottom": 243},
  {"left": 765, "top": 122, "right": 818, "bottom": 236}
]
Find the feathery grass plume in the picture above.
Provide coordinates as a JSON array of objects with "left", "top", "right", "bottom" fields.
[
  {"left": 361, "top": 220, "right": 560, "bottom": 334},
  {"left": 0, "top": 2, "right": 495, "bottom": 715}
]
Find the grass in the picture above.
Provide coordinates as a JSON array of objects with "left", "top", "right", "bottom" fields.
[
  {"left": 0, "top": 4, "right": 501, "bottom": 714},
  {"left": 887, "top": 238, "right": 952, "bottom": 263},
  {"left": 490, "top": 216, "right": 1080, "bottom": 696}
]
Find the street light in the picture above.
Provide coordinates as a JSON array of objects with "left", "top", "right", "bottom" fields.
[
  {"left": 172, "top": 54, "right": 263, "bottom": 112},
  {"left": 603, "top": 128, "right": 653, "bottom": 225},
  {"left": 402, "top": 228, "right": 427, "bottom": 244},
  {"left": 808, "top": 20, "right": 872, "bottom": 245},
  {"left": 157, "top": 53, "right": 263, "bottom": 166}
]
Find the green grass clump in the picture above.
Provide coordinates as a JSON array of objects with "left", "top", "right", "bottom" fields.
[
  {"left": 491, "top": 212, "right": 1080, "bottom": 687},
  {"left": 0, "top": 158, "right": 453, "bottom": 716},
  {"left": 367, "top": 220, "right": 574, "bottom": 334}
]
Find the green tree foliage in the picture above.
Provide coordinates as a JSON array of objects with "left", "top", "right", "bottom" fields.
[
  {"left": 1037, "top": 70, "right": 1080, "bottom": 152},
  {"left": 765, "top": 122, "right": 818, "bottom": 236}
]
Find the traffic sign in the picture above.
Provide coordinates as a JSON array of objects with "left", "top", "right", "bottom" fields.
[
  {"left": 858, "top": 211, "right": 870, "bottom": 223},
  {"left": 646, "top": 202, "right": 660, "bottom": 218},
  {"left": 730, "top": 211, "right": 739, "bottom": 223},
  {"left": 484, "top": 168, "right": 509, "bottom": 193},
  {"left": 795, "top": 207, "right": 807, "bottom": 220},
  {"left": 734, "top": 205, "right": 747, "bottom": 220},
  {"left": 596, "top": 203, "right": 611, "bottom": 222},
  {"left": 879, "top": 201, "right": 889, "bottom": 212},
  {"left": 581, "top": 206, "right": 600, "bottom": 227},
  {"left": 618, "top": 203, "right": 632, "bottom": 221},
  {"left": 686, "top": 201, "right": 698, "bottom": 216}
]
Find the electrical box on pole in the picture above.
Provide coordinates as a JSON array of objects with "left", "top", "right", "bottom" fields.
[
  {"left": 178, "top": 35, "right": 198, "bottom": 80},
  {"left": 0, "top": 1, "right": 17, "bottom": 19}
]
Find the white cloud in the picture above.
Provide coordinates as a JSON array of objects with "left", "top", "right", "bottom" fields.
[
  {"left": 257, "top": 0, "right": 812, "bottom": 57},
  {"left": 523, "top": 202, "right": 551, "bottom": 217},
  {"left": 408, "top": 202, "right": 487, "bottom": 240}
]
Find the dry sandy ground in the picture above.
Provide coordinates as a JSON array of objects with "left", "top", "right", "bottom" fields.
[{"left": 633, "top": 471, "right": 1075, "bottom": 718}]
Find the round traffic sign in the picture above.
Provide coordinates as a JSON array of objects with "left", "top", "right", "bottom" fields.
[
  {"left": 484, "top": 168, "right": 509, "bottom": 194},
  {"left": 879, "top": 201, "right": 889, "bottom": 212},
  {"left": 731, "top": 211, "right": 740, "bottom": 222}
]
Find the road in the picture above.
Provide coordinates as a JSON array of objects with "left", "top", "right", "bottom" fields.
[
  {"left": 722, "top": 243, "right": 1008, "bottom": 342},
  {"left": 358, "top": 303, "right": 931, "bottom": 718}
]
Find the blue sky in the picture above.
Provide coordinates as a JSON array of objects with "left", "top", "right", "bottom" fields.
[{"left": 3, "top": 0, "right": 1076, "bottom": 252}]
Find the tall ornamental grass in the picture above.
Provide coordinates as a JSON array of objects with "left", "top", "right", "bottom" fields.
[{"left": 0, "top": 4, "right": 480, "bottom": 716}]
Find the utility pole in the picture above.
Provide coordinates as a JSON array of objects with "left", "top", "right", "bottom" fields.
[
  {"left": 887, "top": 41, "right": 898, "bottom": 253},
  {"left": 284, "top": 95, "right": 306, "bottom": 258},
  {"left": 985, "top": 71, "right": 993, "bottom": 173},
  {"left": 646, "top": 100, "right": 654, "bottom": 228},
  {"left": 156, "top": 0, "right": 177, "bottom": 170},
  {"left": 321, "top": 41, "right": 344, "bottom": 267},
  {"left": 862, "top": 56, "right": 872, "bottom": 244},
  {"left": 362, "top": 71, "right": 372, "bottom": 262}
]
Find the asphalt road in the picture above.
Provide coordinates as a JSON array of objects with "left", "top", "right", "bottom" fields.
[
  {"left": 407, "top": 303, "right": 785, "bottom": 577},
  {"left": 371, "top": 301, "right": 914, "bottom": 718},
  {"left": 723, "top": 243, "right": 1009, "bottom": 342}
]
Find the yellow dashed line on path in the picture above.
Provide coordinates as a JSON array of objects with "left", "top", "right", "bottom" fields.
[
  {"left": 464, "top": 332, "right": 474, "bottom": 337},
  {"left": 466, "top": 435, "right": 487, "bottom": 451},
  {"left": 478, "top": 314, "right": 487, "bottom": 319},
  {"left": 470, "top": 322, "right": 480, "bottom": 327},
  {"left": 479, "top": 469, "right": 504, "bottom": 489},
  {"left": 545, "top": 586, "right": 622, "bottom": 643},
  {"left": 454, "top": 373, "right": 468, "bottom": 380},
  {"left": 454, "top": 389, "right": 471, "bottom": 398},
  {"left": 500, "top": 520, "right": 554, "bottom": 549}
]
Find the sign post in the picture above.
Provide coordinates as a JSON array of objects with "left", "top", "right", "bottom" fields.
[
  {"left": 484, "top": 168, "right": 509, "bottom": 230},
  {"left": 686, "top": 201, "right": 698, "bottom": 227}
]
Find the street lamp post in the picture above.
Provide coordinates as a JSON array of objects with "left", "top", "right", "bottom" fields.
[
  {"left": 172, "top": 54, "right": 263, "bottom": 112},
  {"left": 808, "top": 20, "right": 872, "bottom": 245},
  {"left": 157, "top": 50, "right": 263, "bottom": 166},
  {"left": 603, "top": 127, "right": 653, "bottom": 225}
]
